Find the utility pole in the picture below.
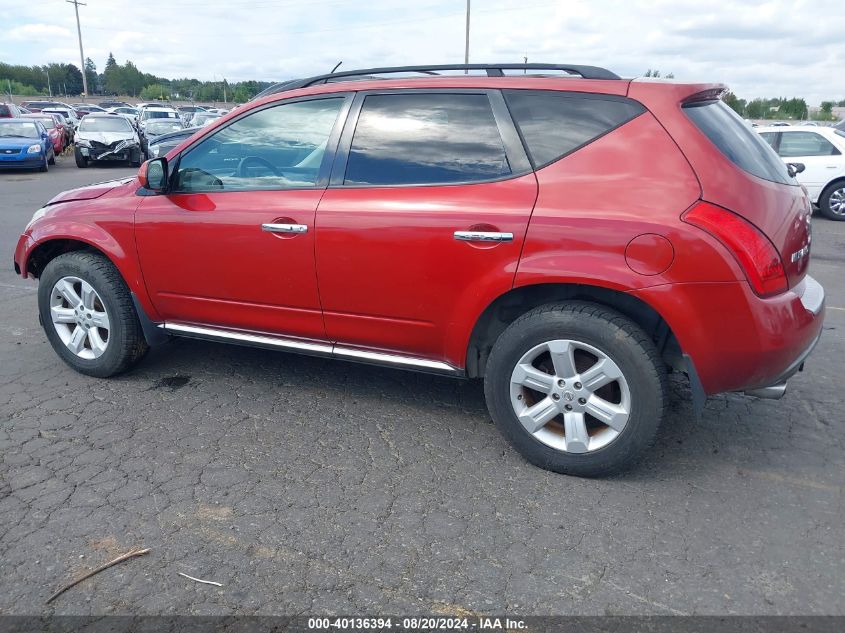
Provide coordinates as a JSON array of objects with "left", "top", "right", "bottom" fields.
[
  {"left": 45, "top": 68, "right": 52, "bottom": 96},
  {"left": 464, "top": 0, "right": 470, "bottom": 73},
  {"left": 67, "top": 0, "right": 89, "bottom": 99}
]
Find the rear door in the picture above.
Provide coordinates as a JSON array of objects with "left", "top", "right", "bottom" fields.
[{"left": 315, "top": 90, "right": 536, "bottom": 364}]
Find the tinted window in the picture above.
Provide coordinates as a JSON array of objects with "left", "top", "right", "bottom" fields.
[
  {"left": 684, "top": 100, "right": 791, "bottom": 185},
  {"left": 504, "top": 90, "right": 645, "bottom": 167},
  {"left": 175, "top": 97, "right": 344, "bottom": 192},
  {"left": 344, "top": 93, "right": 511, "bottom": 186},
  {"left": 777, "top": 131, "right": 840, "bottom": 157},
  {"left": 0, "top": 105, "right": 10, "bottom": 116}
]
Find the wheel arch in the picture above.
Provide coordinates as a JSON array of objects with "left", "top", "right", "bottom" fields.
[
  {"left": 465, "top": 282, "right": 684, "bottom": 380},
  {"left": 820, "top": 176, "right": 845, "bottom": 201}
]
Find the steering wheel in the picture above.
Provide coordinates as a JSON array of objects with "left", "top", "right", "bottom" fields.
[{"left": 237, "top": 156, "right": 282, "bottom": 178}]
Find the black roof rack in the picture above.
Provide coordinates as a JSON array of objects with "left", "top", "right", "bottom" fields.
[{"left": 252, "top": 63, "right": 620, "bottom": 100}]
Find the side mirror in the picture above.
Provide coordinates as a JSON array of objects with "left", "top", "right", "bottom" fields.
[
  {"left": 139, "top": 157, "right": 168, "bottom": 192},
  {"left": 786, "top": 162, "right": 805, "bottom": 177}
]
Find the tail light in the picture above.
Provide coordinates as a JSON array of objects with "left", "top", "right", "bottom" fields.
[{"left": 683, "top": 201, "right": 788, "bottom": 297}]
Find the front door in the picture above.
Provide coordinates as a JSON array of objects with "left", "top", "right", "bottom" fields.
[
  {"left": 135, "top": 95, "right": 350, "bottom": 340},
  {"left": 315, "top": 91, "right": 537, "bottom": 365}
]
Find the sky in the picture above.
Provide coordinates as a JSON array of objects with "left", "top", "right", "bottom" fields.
[{"left": 1, "top": 0, "right": 843, "bottom": 105}]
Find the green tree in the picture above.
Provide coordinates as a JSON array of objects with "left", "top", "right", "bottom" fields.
[
  {"left": 139, "top": 83, "right": 171, "bottom": 100},
  {"left": 722, "top": 91, "right": 747, "bottom": 116},
  {"left": 84, "top": 57, "right": 98, "bottom": 95}
]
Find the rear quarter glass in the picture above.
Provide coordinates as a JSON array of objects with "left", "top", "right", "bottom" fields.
[
  {"left": 683, "top": 100, "right": 792, "bottom": 185},
  {"left": 503, "top": 90, "right": 646, "bottom": 168}
]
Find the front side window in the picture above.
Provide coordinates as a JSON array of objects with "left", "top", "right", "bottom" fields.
[
  {"left": 777, "top": 131, "right": 841, "bottom": 158},
  {"left": 175, "top": 97, "right": 345, "bottom": 192},
  {"left": 344, "top": 93, "right": 511, "bottom": 186}
]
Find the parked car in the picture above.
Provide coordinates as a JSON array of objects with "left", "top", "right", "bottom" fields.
[
  {"left": 177, "top": 105, "right": 207, "bottom": 125},
  {"left": 12, "top": 63, "right": 824, "bottom": 476},
  {"left": 41, "top": 107, "right": 81, "bottom": 137},
  {"left": 20, "top": 100, "right": 78, "bottom": 114},
  {"left": 18, "top": 107, "right": 32, "bottom": 114},
  {"left": 98, "top": 100, "right": 132, "bottom": 109},
  {"left": 138, "top": 106, "right": 180, "bottom": 134},
  {"left": 44, "top": 112, "right": 72, "bottom": 146},
  {"left": 146, "top": 126, "right": 200, "bottom": 158},
  {"left": 73, "top": 112, "right": 142, "bottom": 168},
  {"left": 0, "top": 118, "right": 55, "bottom": 171},
  {"left": 140, "top": 118, "right": 184, "bottom": 156},
  {"left": 105, "top": 106, "right": 140, "bottom": 123},
  {"left": 188, "top": 112, "right": 222, "bottom": 127},
  {"left": 71, "top": 103, "right": 107, "bottom": 117},
  {"left": 0, "top": 102, "right": 24, "bottom": 118},
  {"left": 758, "top": 125, "right": 845, "bottom": 220},
  {"left": 834, "top": 119, "right": 845, "bottom": 132},
  {"left": 22, "top": 113, "right": 65, "bottom": 154}
]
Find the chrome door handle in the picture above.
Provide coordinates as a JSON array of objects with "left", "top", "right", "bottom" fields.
[
  {"left": 454, "top": 230, "right": 513, "bottom": 243},
  {"left": 262, "top": 223, "right": 308, "bottom": 234}
]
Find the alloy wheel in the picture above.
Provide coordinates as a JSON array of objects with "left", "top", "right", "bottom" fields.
[
  {"left": 830, "top": 187, "right": 845, "bottom": 216},
  {"left": 49, "top": 276, "right": 111, "bottom": 359},
  {"left": 509, "top": 339, "right": 631, "bottom": 454}
]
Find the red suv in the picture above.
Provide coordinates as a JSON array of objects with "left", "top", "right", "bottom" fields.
[{"left": 13, "top": 64, "right": 824, "bottom": 476}]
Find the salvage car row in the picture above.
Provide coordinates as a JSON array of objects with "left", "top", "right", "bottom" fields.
[{"left": 1, "top": 99, "right": 228, "bottom": 171}]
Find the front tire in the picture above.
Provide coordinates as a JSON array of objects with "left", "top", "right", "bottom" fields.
[
  {"left": 48, "top": 149, "right": 56, "bottom": 165},
  {"left": 130, "top": 148, "right": 141, "bottom": 167},
  {"left": 74, "top": 148, "right": 88, "bottom": 168},
  {"left": 39, "top": 153, "right": 49, "bottom": 172},
  {"left": 484, "top": 302, "right": 667, "bottom": 477},
  {"left": 819, "top": 182, "right": 845, "bottom": 221},
  {"left": 38, "top": 251, "right": 149, "bottom": 378}
]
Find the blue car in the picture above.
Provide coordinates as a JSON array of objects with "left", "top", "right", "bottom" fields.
[{"left": 0, "top": 119, "right": 56, "bottom": 172}]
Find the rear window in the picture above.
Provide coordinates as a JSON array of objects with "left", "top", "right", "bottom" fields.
[
  {"left": 503, "top": 90, "right": 645, "bottom": 168},
  {"left": 684, "top": 100, "right": 791, "bottom": 185}
]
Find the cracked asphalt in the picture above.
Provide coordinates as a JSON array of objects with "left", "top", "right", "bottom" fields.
[{"left": 1, "top": 159, "right": 843, "bottom": 616}]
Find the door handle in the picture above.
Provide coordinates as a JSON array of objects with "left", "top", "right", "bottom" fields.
[
  {"left": 454, "top": 230, "right": 513, "bottom": 243},
  {"left": 262, "top": 223, "right": 308, "bottom": 234}
]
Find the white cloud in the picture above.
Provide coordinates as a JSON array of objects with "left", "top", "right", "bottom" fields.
[
  {"left": 8, "top": 23, "right": 72, "bottom": 41},
  {"left": 1, "top": 0, "right": 843, "bottom": 104}
]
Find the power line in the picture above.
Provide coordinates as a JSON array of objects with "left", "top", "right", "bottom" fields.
[{"left": 66, "top": 0, "right": 89, "bottom": 98}]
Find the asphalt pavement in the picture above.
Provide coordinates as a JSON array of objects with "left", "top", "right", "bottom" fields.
[{"left": 1, "top": 156, "right": 843, "bottom": 615}]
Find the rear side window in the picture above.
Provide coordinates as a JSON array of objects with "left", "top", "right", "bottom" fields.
[
  {"left": 503, "top": 90, "right": 645, "bottom": 168},
  {"left": 0, "top": 105, "right": 9, "bottom": 116},
  {"left": 684, "top": 100, "right": 791, "bottom": 185},
  {"left": 344, "top": 93, "right": 511, "bottom": 186}
]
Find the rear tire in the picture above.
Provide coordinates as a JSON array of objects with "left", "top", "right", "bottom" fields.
[
  {"left": 819, "top": 182, "right": 845, "bottom": 221},
  {"left": 484, "top": 302, "right": 667, "bottom": 477},
  {"left": 74, "top": 148, "right": 88, "bottom": 168},
  {"left": 38, "top": 251, "right": 149, "bottom": 378}
]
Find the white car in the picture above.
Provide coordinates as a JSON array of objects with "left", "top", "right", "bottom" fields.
[
  {"left": 758, "top": 125, "right": 845, "bottom": 220},
  {"left": 41, "top": 107, "right": 81, "bottom": 132}
]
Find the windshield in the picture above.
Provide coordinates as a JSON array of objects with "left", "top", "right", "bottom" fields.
[
  {"left": 79, "top": 117, "right": 133, "bottom": 133},
  {"left": 143, "top": 110, "right": 178, "bottom": 120},
  {"left": 146, "top": 120, "right": 183, "bottom": 135},
  {"left": 195, "top": 114, "right": 219, "bottom": 123},
  {"left": 0, "top": 122, "right": 40, "bottom": 138}
]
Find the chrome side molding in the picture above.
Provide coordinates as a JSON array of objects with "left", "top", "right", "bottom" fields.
[{"left": 159, "top": 322, "right": 461, "bottom": 376}]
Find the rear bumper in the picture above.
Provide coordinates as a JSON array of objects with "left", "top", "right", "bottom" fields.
[{"left": 632, "top": 275, "right": 825, "bottom": 395}]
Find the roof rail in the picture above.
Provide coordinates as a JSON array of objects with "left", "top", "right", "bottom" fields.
[{"left": 252, "top": 63, "right": 621, "bottom": 100}]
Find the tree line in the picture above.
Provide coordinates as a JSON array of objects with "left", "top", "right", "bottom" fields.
[
  {"left": 722, "top": 92, "right": 842, "bottom": 121},
  {"left": 2, "top": 55, "right": 273, "bottom": 103}
]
